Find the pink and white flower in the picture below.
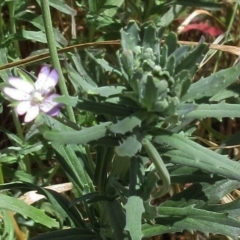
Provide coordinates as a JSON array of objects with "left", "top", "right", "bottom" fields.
[{"left": 3, "top": 65, "right": 63, "bottom": 122}]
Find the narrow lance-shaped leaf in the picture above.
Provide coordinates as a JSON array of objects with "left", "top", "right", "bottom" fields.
[
  {"left": 142, "top": 206, "right": 240, "bottom": 239},
  {"left": 108, "top": 111, "right": 148, "bottom": 135},
  {"left": 0, "top": 195, "right": 59, "bottom": 228},
  {"left": 153, "top": 129, "right": 240, "bottom": 181},
  {"left": 44, "top": 122, "right": 112, "bottom": 144},
  {"left": 182, "top": 102, "right": 240, "bottom": 120},
  {"left": 182, "top": 63, "right": 240, "bottom": 102}
]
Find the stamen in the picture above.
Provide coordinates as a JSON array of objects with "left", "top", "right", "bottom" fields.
[{"left": 32, "top": 91, "right": 44, "bottom": 103}]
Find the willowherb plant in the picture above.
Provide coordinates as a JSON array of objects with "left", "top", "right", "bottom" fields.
[{"left": 3, "top": 21, "right": 240, "bottom": 239}]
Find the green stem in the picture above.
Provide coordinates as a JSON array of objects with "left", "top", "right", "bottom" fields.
[
  {"left": 225, "top": 1, "right": 238, "bottom": 39},
  {"left": 213, "top": 1, "right": 238, "bottom": 72},
  {"left": 89, "top": 21, "right": 96, "bottom": 42},
  {"left": 7, "top": 1, "right": 21, "bottom": 58},
  {"left": 12, "top": 110, "right": 24, "bottom": 140},
  {"left": 40, "top": 0, "right": 76, "bottom": 122},
  {"left": 0, "top": 164, "right": 4, "bottom": 184},
  {"left": 46, "top": 163, "right": 60, "bottom": 185},
  {"left": 0, "top": 5, "right": 4, "bottom": 40},
  {"left": 12, "top": 111, "right": 31, "bottom": 173}
]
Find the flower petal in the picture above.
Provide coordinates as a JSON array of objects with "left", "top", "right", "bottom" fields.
[
  {"left": 16, "top": 101, "right": 32, "bottom": 115},
  {"left": 34, "top": 65, "right": 51, "bottom": 91},
  {"left": 46, "top": 107, "right": 61, "bottom": 116},
  {"left": 8, "top": 77, "right": 34, "bottom": 93},
  {"left": 40, "top": 94, "right": 62, "bottom": 114},
  {"left": 24, "top": 105, "right": 40, "bottom": 122},
  {"left": 3, "top": 87, "right": 30, "bottom": 100},
  {"left": 41, "top": 69, "right": 59, "bottom": 92},
  {"left": 35, "top": 66, "right": 58, "bottom": 94}
]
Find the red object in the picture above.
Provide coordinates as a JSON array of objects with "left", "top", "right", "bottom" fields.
[{"left": 182, "top": 22, "right": 223, "bottom": 37}]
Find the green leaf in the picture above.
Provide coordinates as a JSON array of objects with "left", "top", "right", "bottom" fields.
[
  {"left": 165, "top": 55, "right": 176, "bottom": 76},
  {"left": 31, "top": 228, "right": 97, "bottom": 240},
  {"left": 2, "top": 210, "right": 15, "bottom": 240},
  {"left": 128, "top": 156, "right": 145, "bottom": 196},
  {"left": 0, "top": 182, "right": 85, "bottom": 228},
  {"left": 52, "top": 144, "right": 90, "bottom": 194},
  {"left": 115, "top": 133, "right": 144, "bottom": 157},
  {"left": 108, "top": 111, "right": 147, "bottom": 135},
  {"left": 125, "top": 196, "right": 144, "bottom": 240},
  {"left": 141, "top": 74, "right": 159, "bottom": 111},
  {"left": 160, "top": 44, "right": 168, "bottom": 67},
  {"left": 203, "top": 199, "right": 240, "bottom": 220},
  {"left": 162, "top": 179, "right": 240, "bottom": 208},
  {"left": 209, "top": 84, "right": 240, "bottom": 101},
  {"left": 142, "top": 206, "right": 240, "bottom": 239},
  {"left": 86, "top": 50, "right": 121, "bottom": 74},
  {"left": 38, "top": 115, "right": 92, "bottom": 194},
  {"left": 121, "top": 21, "right": 140, "bottom": 50},
  {"left": 110, "top": 155, "right": 130, "bottom": 179},
  {"left": 43, "top": 122, "right": 111, "bottom": 144},
  {"left": 55, "top": 95, "right": 78, "bottom": 107},
  {"left": 88, "top": 86, "right": 126, "bottom": 97},
  {"left": 168, "top": 165, "right": 224, "bottom": 184},
  {"left": 19, "top": 30, "right": 61, "bottom": 47},
  {"left": 165, "top": 32, "right": 178, "bottom": 56},
  {"left": 142, "top": 23, "right": 159, "bottom": 59},
  {"left": 70, "top": 54, "right": 98, "bottom": 87},
  {"left": 153, "top": 129, "right": 240, "bottom": 181},
  {"left": 182, "top": 63, "right": 240, "bottom": 102},
  {"left": 0, "top": 195, "right": 59, "bottom": 228},
  {"left": 155, "top": 5, "right": 184, "bottom": 27},
  {"left": 169, "top": 45, "right": 191, "bottom": 67},
  {"left": 72, "top": 192, "right": 106, "bottom": 205},
  {"left": 142, "top": 139, "right": 170, "bottom": 198},
  {"left": 106, "top": 200, "right": 130, "bottom": 240},
  {"left": 77, "top": 99, "right": 134, "bottom": 117},
  {"left": 103, "top": 0, "right": 124, "bottom": 17},
  {"left": 0, "top": 48, "right": 11, "bottom": 82},
  {"left": 49, "top": 0, "right": 76, "bottom": 15},
  {"left": 93, "top": 146, "right": 114, "bottom": 193},
  {"left": 2, "top": 167, "right": 35, "bottom": 183},
  {"left": 183, "top": 102, "right": 240, "bottom": 120},
  {"left": 175, "top": 38, "right": 208, "bottom": 75},
  {"left": 65, "top": 63, "right": 95, "bottom": 93},
  {"left": 15, "top": 13, "right": 68, "bottom": 46},
  {"left": 36, "top": 0, "right": 76, "bottom": 16}
]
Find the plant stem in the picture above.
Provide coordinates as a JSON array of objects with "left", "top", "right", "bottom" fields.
[
  {"left": 0, "top": 163, "right": 4, "bottom": 184},
  {"left": 12, "top": 111, "right": 31, "bottom": 173},
  {"left": 0, "top": 5, "right": 3, "bottom": 40},
  {"left": 40, "top": 0, "right": 76, "bottom": 122},
  {"left": 7, "top": 1, "right": 21, "bottom": 58},
  {"left": 12, "top": 110, "right": 24, "bottom": 140},
  {"left": 88, "top": 20, "right": 96, "bottom": 42}
]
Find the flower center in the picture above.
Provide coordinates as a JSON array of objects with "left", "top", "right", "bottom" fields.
[{"left": 32, "top": 91, "right": 44, "bottom": 104}]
